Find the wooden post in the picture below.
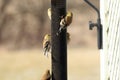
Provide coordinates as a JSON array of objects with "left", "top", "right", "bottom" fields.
[{"left": 51, "top": 0, "right": 67, "bottom": 80}]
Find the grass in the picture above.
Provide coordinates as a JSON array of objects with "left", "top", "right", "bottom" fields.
[{"left": 0, "top": 48, "right": 100, "bottom": 80}]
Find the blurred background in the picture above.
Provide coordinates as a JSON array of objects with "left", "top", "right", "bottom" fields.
[{"left": 0, "top": 0, "right": 100, "bottom": 80}]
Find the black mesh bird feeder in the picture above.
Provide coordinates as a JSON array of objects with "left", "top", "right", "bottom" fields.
[{"left": 51, "top": 0, "right": 67, "bottom": 80}]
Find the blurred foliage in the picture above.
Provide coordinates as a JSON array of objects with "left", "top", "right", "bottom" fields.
[{"left": 0, "top": 0, "right": 99, "bottom": 49}]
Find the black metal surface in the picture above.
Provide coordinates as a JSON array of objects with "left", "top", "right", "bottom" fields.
[
  {"left": 84, "top": 0, "right": 103, "bottom": 49},
  {"left": 84, "top": 0, "right": 100, "bottom": 17},
  {"left": 97, "top": 19, "right": 103, "bottom": 49},
  {"left": 51, "top": 0, "right": 67, "bottom": 80}
]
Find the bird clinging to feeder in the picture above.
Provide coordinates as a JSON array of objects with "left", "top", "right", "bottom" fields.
[
  {"left": 42, "top": 32, "right": 70, "bottom": 57},
  {"left": 43, "top": 34, "right": 51, "bottom": 57},
  {"left": 47, "top": 8, "right": 51, "bottom": 20},
  {"left": 57, "top": 11, "right": 73, "bottom": 35},
  {"left": 47, "top": 8, "right": 73, "bottom": 35}
]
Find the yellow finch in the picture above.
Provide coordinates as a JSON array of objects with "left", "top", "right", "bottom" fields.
[
  {"left": 57, "top": 11, "right": 73, "bottom": 35},
  {"left": 41, "top": 69, "right": 51, "bottom": 80},
  {"left": 43, "top": 34, "right": 51, "bottom": 57},
  {"left": 47, "top": 8, "right": 51, "bottom": 20},
  {"left": 42, "top": 32, "right": 70, "bottom": 57}
]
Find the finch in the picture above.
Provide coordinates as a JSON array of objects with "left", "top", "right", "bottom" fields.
[
  {"left": 47, "top": 8, "right": 51, "bottom": 20},
  {"left": 41, "top": 69, "right": 51, "bottom": 80},
  {"left": 43, "top": 34, "right": 51, "bottom": 57},
  {"left": 57, "top": 11, "right": 73, "bottom": 35}
]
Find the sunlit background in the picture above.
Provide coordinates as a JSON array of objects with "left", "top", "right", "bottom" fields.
[{"left": 0, "top": 0, "right": 100, "bottom": 80}]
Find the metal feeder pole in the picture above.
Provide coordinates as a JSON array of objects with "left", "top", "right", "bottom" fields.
[{"left": 51, "top": 0, "right": 67, "bottom": 80}]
